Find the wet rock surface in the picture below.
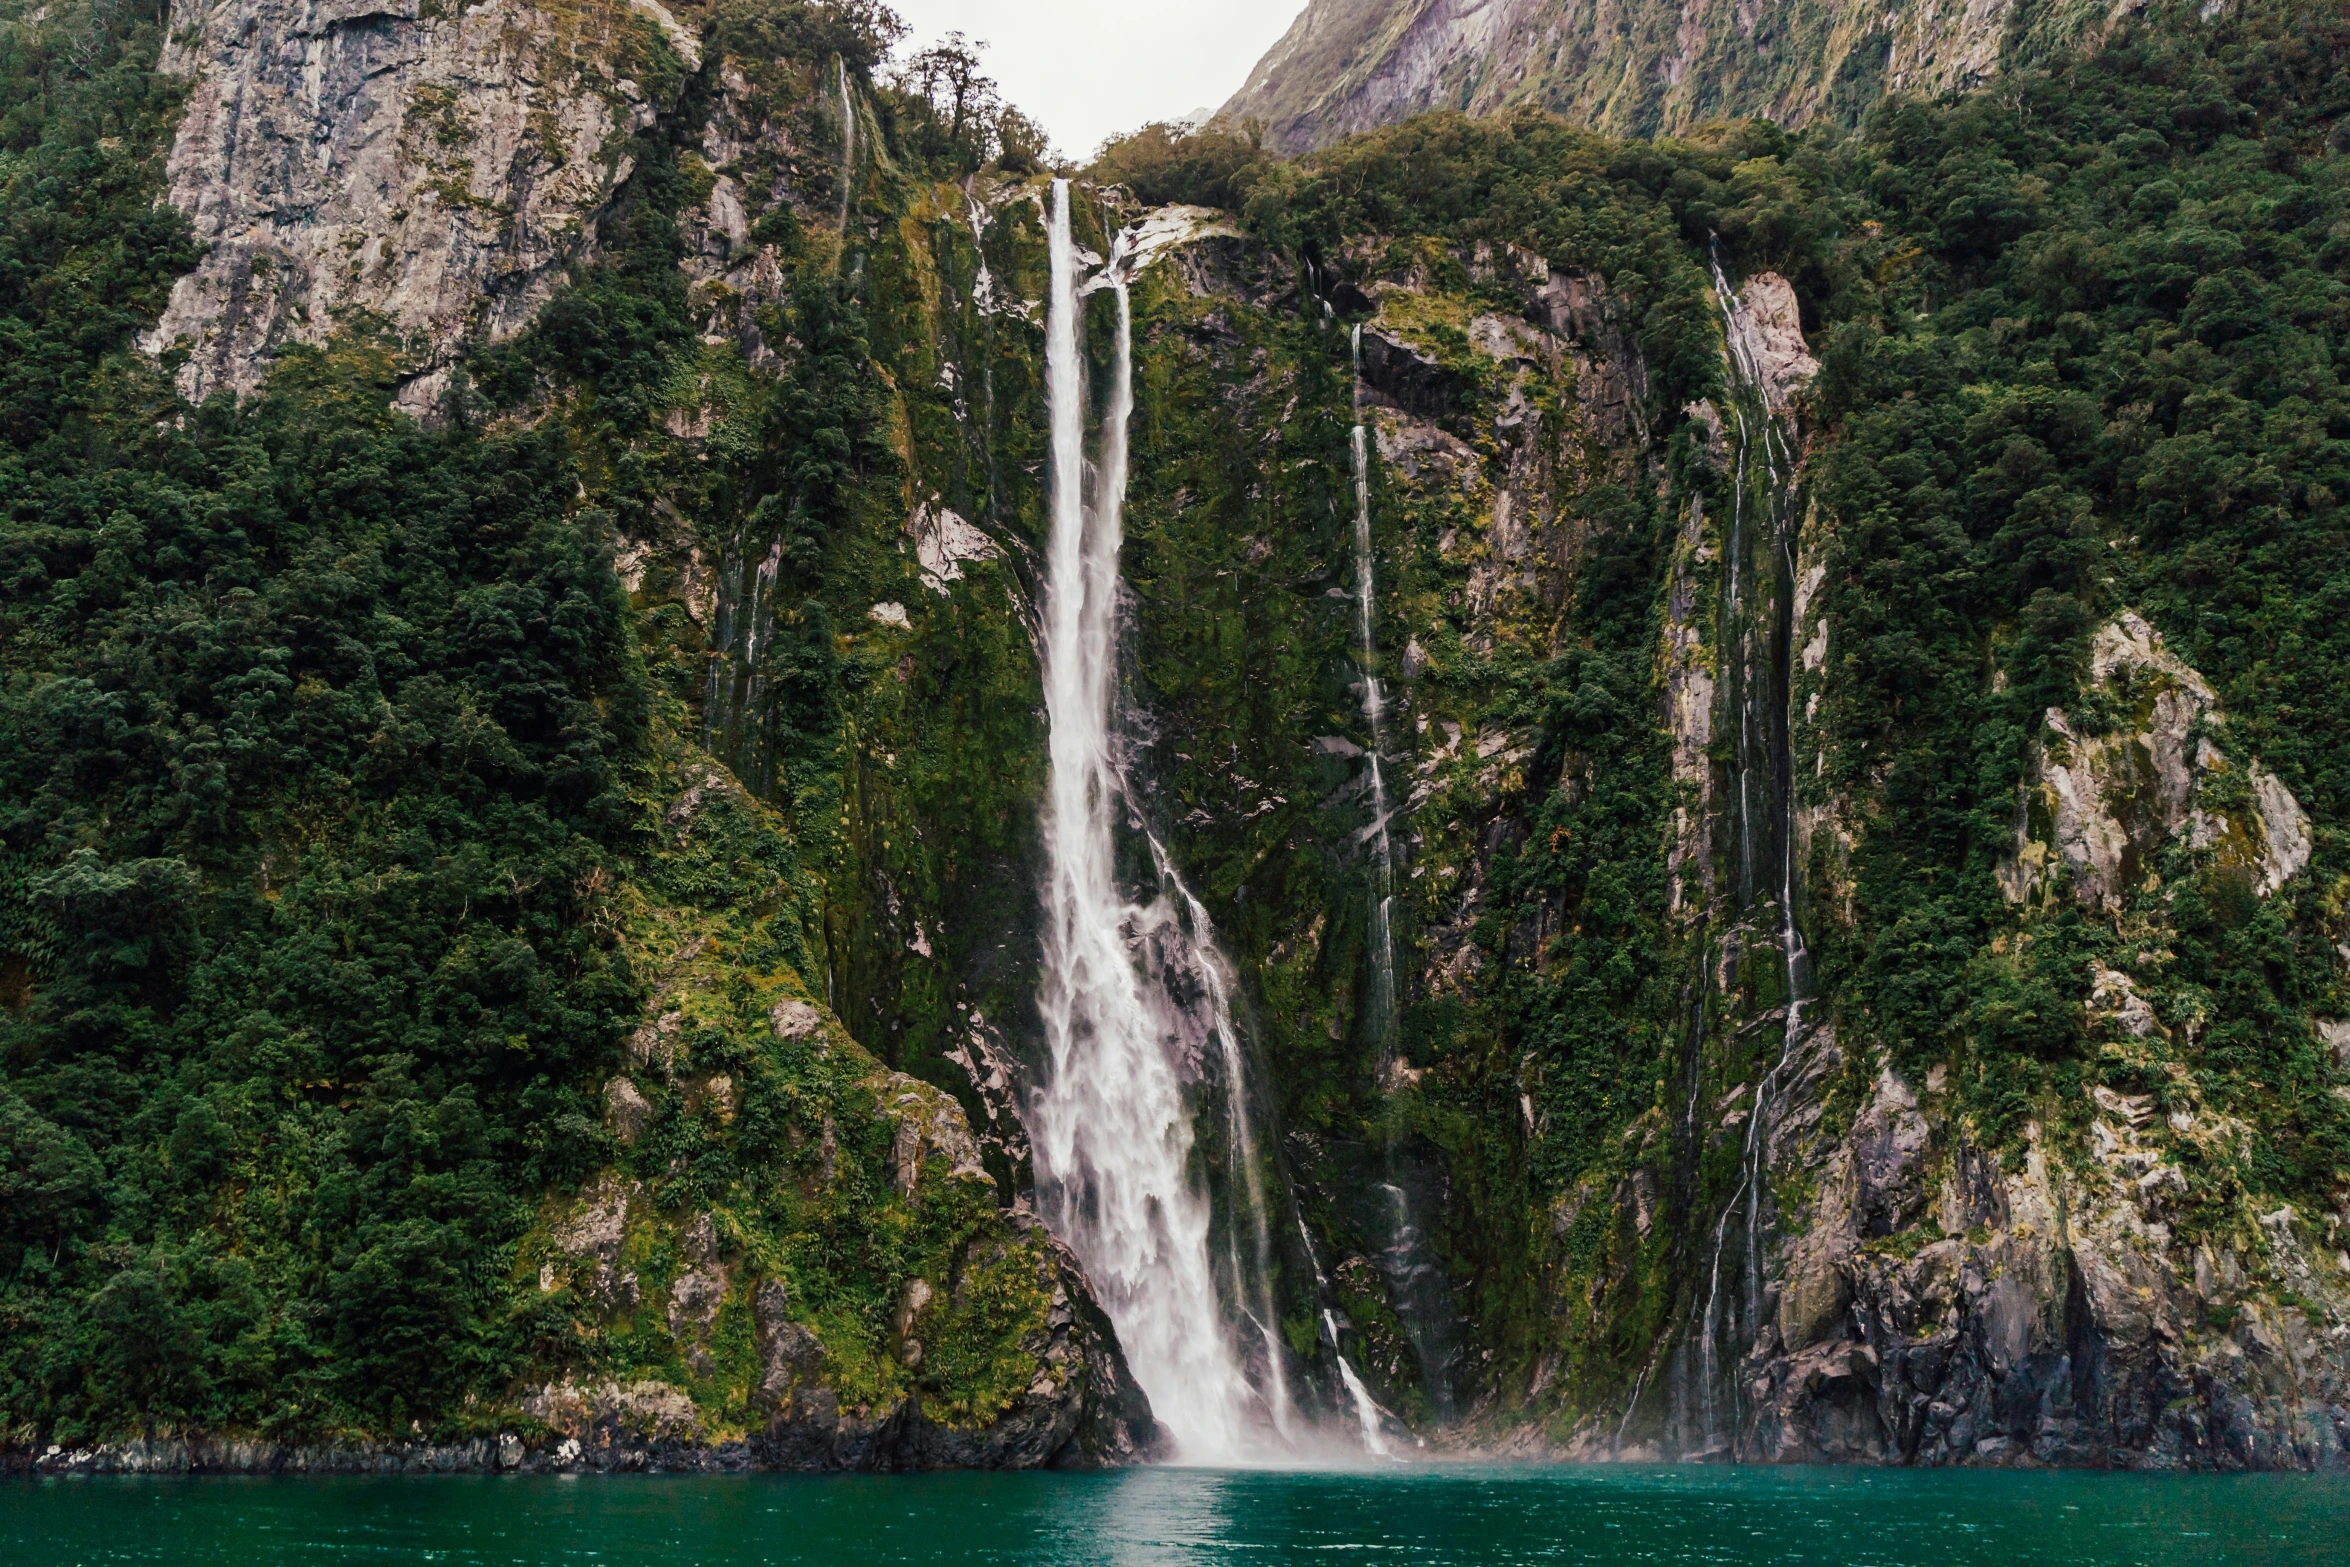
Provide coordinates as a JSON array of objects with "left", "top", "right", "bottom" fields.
[
  {"left": 1738, "top": 1068, "right": 2350, "bottom": 1470},
  {"left": 2001, "top": 613, "right": 2312, "bottom": 912}
]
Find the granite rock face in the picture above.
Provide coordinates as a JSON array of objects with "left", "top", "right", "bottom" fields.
[
  {"left": 145, "top": 0, "right": 698, "bottom": 410},
  {"left": 1729, "top": 1057, "right": 2350, "bottom": 1470},
  {"left": 1721, "top": 273, "right": 1819, "bottom": 419}
]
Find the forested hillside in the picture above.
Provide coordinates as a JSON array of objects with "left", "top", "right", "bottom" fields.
[
  {"left": 1109, "top": 2, "right": 2350, "bottom": 1464},
  {"left": 2, "top": 0, "right": 2347, "bottom": 1470},
  {"left": 0, "top": 0, "right": 1147, "bottom": 1466}
]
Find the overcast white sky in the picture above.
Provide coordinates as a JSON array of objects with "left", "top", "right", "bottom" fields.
[{"left": 884, "top": 0, "right": 1306, "bottom": 159}]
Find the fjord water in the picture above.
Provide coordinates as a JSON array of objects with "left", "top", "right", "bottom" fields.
[{"left": 5, "top": 1466, "right": 2339, "bottom": 1565}]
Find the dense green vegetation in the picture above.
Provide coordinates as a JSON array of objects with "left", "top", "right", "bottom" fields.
[
  {"left": 0, "top": 0, "right": 1056, "bottom": 1449},
  {"left": 1091, "top": 0, "right": 2350, "bottom": 1408},
  {"left": 2, "top": 0, "right": 2346, "bottom": 1454},
  {"left": 1804, "top": 3, "right": 2350, "bottom": 1190},
  {"left": 0, "top": 7, "right": 647, "bottom": 1437}
]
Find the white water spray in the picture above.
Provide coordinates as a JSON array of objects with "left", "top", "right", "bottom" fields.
[
  {"left": 1147, "top": 834, "right": 1297, "bottom": 1444},
  {"left": 964, "top": 192, "right": 996, "bottom": 315},
  {"left": 1324, "top": 1309, "right": 1393, "bottom": 1458},
  {"left": 1027, "top": 180, "right": 1277, "bottom": 1464},
  {"left": 1298, "top": 1214, "right": 1394, "bottom": 1452}
]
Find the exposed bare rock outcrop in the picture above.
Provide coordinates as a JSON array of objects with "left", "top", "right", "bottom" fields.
[
  {"left": 146, "top": 0, "right": 694, "bottom": 409},
  {"left": 675, "top": 44, "right": 850, "bottom": 368},
  {"left": 2001, "top": 612, "right": 2313, "bottom": 910},
  {"left": 872, "top": 1069, "right": 990, "bottom": 1194},
  {"left": 1730, "top": 1063, "right": 2350, "bottom": 1469},
  {"left": 1357, "top": 325, "right": 1472, "bottom": 420},
  {"left": 551, "top": 1173, "right": 641, "bottom": 1306},
  {"left": 909, "top": 500, "right": 999, "bottom": 596},
  {"left": 1722, "top": 273, "right": 1820, "bottom": 418},
  {"left": 1461, "top": 241, "right": 1651, "bottom": 442}
]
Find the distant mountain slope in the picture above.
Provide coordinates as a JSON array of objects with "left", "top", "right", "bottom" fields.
[{"left": 1221, "top": 0, "right": 2142, "bottom": 149}]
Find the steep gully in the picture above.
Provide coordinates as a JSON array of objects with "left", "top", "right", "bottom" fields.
[
  {"left": 1668, "top": 245, "right": 1813, "bottom": 1459},
  {"left": 1350, "top": 325, "right": 1457, "bottom": 1423}
]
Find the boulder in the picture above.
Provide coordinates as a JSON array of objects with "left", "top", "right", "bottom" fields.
[{"left": 604, "top": 1076, "right": 652, "bottom": 1143}]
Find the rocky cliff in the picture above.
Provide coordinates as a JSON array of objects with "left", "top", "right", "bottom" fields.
[
  {"left": 1220, "top": 0, "right": 2148, "bottom": 149},
  {"left": 5, "top": 0, "right": 2350, "bottom": 1476},
  {"left": 147, "top": 0, "right": 709, "bottom": 410}
]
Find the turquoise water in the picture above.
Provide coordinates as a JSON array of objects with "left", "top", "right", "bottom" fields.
[{"left": 2, "top": 1464, "right": 2341, "bottom": 1565}]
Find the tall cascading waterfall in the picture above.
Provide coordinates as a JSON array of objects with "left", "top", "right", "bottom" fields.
[
  {"left": 1688, "top": 242, "right": 1810, "bottom": 1459},
  {"left": 1144, "top": 838, "right": 1297, "bottom": 1444},
  {"left": 1346, "top": 326, "right": 1455, "bottom": 1422},
  {"left": 1027, "top": 179, "right": 1308, "bottom": 1463}
]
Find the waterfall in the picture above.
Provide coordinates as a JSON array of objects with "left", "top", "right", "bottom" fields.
[
  {"left": 963, "top": 192, "right": 997, "bottom": 316},
  {"left": 1347, "top": 326, "right": 1400, "bottom": 1060},
  {"left": 836, "top": 60, "right": 856, "bottom": 236},
  {"left": 1324, "top": 1310, "right": 1393, "bottom": 1458},
  {"left": 1027, "top": 179, "right": 1282, "bottom": 1464},
  {"left": 1144, "top": 836, "right": 1297, "bottom": 1444},
  {"left": 702, "top": 530, "right": 787, "bottom": 797},
  {"left": 1690, "top": 242, "right": 1810, "bottom": 1459},
  {"left": 1347, "top": 325, "right": 1455, "bottom": 1421}
]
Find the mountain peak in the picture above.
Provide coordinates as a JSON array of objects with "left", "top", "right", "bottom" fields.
[{"left": 1220, "top": 0, "right": 2146, "bottom": 150}]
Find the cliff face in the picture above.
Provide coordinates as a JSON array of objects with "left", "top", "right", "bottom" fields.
[
  {"left": 147, "top": 0, "right": 701, "bottom": 410},
  {"left": 7, "top": 0, "right": 2350, "bottom": 1477},
  {"left": 1219, "top": 0, "right": 2145, "bottom": 149}
]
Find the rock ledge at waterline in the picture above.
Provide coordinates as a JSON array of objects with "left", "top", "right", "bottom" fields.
[{"left": 14, "top": 1352, "right": 1157, "bottom": 1476}]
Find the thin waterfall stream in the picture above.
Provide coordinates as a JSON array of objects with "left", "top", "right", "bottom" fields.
[
  {"left": 1327, "top": 1309, "right": 1394, "bottom": 1458},
  {"left": 1347, "top": 325, "right": 1454, "bottom": 1422},
  {"left": 1348, "top": 328, "right": 1401, "bottom": 1054},
  {"left": 835, "top": 60, "right": 855, "bottom": 236},
  {"left": 1688, "top": 243, "right": 1810, "bottom": 1460}
]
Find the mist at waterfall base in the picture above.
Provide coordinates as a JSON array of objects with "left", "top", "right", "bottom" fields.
[{"left": 8, "top": 1468, "right": 2339, "bottom": 1565}]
